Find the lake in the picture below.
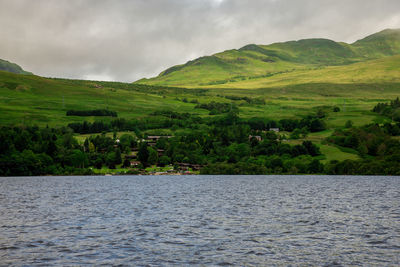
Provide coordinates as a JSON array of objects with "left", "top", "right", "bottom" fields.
[{"left": 0, "top": 175, "right": 399, "bottom": 266}]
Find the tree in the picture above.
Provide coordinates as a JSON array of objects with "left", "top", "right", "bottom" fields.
[
  {"left": 115, "top": 148, "right": 122, "bottom": 165},
  {"left": 308, "top": 159, "right": 323, "bottom": 173},
  {"left": 68, "top": 149, "right": 88, "bottom": 168},
  {"left": 123, "top": 158, "right": 131, "bottom": 168},
  {"left": 392, "top": 108, "right": 400, "bottom": 122},
  {"left": 302, "top": 141, "right": 320, "bottom": 156},
  {"left": 345, "top": 120, "right": 353, "bottom": 128},
  {"left": 138, "top": 142, "right": 149, "bottom": 167},
  {"left": 159, "top": 156, "right": 171, "bottom": 166},
  {"left": 310, "top": 119, "right": 325, "bottom": 132},
  {"left": 89, "top": 142, "right": 96, "bottom": 153},
  {"left": 94, "top": 158, "right": 103, "bottom": 169},
  {"left": 148, "top": 147, "right": 158, "bottom": 165},
  {"left": 105, "top": 152, "right": 117, "bottom": 169}
]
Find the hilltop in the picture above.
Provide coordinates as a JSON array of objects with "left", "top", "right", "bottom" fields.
[
  {"left": 1, "top": 29, "right": 400, "bottom": 175},
  {"left": 0, "top": 59, "right": 32, "bottom": 75},
  {"left": 136, "top": 29, "right": 400, "bottom": 88}
]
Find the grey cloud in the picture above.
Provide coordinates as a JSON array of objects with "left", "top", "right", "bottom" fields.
[{"left": 0, "top": 0, "right": 399, "bottom": 82}]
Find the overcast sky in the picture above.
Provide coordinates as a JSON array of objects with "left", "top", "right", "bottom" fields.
[{"left": 1, "top": 0, "right": 399, "bottom": 82}]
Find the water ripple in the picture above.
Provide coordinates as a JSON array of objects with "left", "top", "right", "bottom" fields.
[{"left": 0, "top": 175, "right": 399, "bottom": 266}]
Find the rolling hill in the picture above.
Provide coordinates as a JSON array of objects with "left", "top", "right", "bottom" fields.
[
  {"left": 136, "top": 29, "right": 400, "bottom": 88},
  {"left": 0, "top": 59, "right": 32, "bottom": 75},
  {"left": 1, "top": 29, "right": 400, "bottom": 128},
  {"left": 1, "top": 29, "right": 400, "bottom": 169}
]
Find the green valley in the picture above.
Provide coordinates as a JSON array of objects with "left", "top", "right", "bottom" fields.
[{"left": 1, "top": 29, "right": 400, "bottom": 175}]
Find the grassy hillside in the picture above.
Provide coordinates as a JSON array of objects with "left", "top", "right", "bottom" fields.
[
  {"left": 137, "top": 29, "right": 400, "bottom": 87},
  {"left": 1, "top": 29, "right": 400, "bottom": 169},
  {"left": 202, "top": 55, "right": 400, "bottom": 89},
  {"left": 0, "top": 68, "right": 396, "bottom": 129},
  {"left": 0, "top": 71, "right": 209, "bottom": 126},
  {"left": 0, "top": 59, "right": 32, "bottom": 75},
  {"left": 2, "top": 69, "right": 396, "bottom": 174}
]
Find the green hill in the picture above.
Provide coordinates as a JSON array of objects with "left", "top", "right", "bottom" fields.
[
  {"left": 137, "top": 29, "right": 400, "bottom": 88},
  {"left": 0, "top": 59, "right": 32, "bottom": 75},
  {"left": 1, "top": 29, "right": 399, "bottom": 129}
]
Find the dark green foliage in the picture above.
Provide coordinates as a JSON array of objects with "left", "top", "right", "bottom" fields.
[
  {"left": 68, "top": 121, "right": 110, "bottom": 134},
  {"left": 66, "top": 109, "right": 117, "bottom": 117},
  {"left": 2, "top": 104, "right": 400, "bottom": 175},
  {"left": 302, "top": 141, "right": 321, "bottom": 156},
  {"left": 151, "top": 110, "right": 192, "bottom": 120},
  {"left": 0, "top": 126, "right": 94, "bottom": 176},
  {"left": 148, "top": 147, "right": 158, "bottom": 165},
  {"left": 159, "top": 156, "right": 171, "bottom": 166},
  {"left": 138, "top": 142, "right": 149, "bottom": 167},
  {"left": 195, "top": 102, "right": 238, "bottom": 115},
  {"left": 372, "top": 97, "right": 400, "bottom": 121},
  {"left": 325, "top": 159, "right": 400, "bottom": 175},
  {"left": 345, "top": 120, "right": 353, "bottom": 128},
  {"left": 327, "top": 123, "right": 400, "bottom": 159},
  {"left": 224, "top": 95, "right": 266, "bottom": 105}
]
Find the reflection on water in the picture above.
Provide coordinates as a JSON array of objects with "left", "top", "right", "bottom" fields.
[{"left": 0, "top": 175, "right": 399, "bottom": 265}]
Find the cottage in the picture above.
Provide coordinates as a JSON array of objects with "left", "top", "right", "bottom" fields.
[
  {"left": 157, "top": 149, "right": 165, "bottom": 157},
  {"left": 177, "top": 162, "right": 203, "bottom": 171},
  {"left": 146, "top": 135, "right": 174, "bottom": 142},
  {"left": 249, "top": 135, "right": 262, "bottom": 141},
  {"left": 125, "top": 154, "right": 137, "bottom": 160},
  {"left": 130, "top": 161, "right": 141, "bottom": 167}
]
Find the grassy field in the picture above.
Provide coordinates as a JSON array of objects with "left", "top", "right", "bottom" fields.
[
  {"left": 0, "top": 70, "right": 396, "bottom": 129},
  {"left": 0, "top": 71, "right": 209, "bottom": 126},
  {"left": 1, "top": 67, "right": 394, "bottom": 165},
  {"left": 1, "top": 29, "right": 399, "bottom": 164}
]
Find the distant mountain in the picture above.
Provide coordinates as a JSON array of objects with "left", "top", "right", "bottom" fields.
[
  {"left": 0, "top": 59, "right": 32, "bottom": 75},
  {"left": 137, "top": 29, "right": 400, "bottom": 87}
]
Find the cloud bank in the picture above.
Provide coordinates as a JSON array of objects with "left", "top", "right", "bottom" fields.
[{"left": 0, "top": 0, "right": 399, "bottom": 82}]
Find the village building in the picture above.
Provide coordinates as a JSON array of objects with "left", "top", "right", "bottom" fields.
[
  {"left": 130, "top": 161, "right": 141, "bottom": 167},
  {"left": 177, "top": 162, "right": 203, "bottom": 171},
  {"left": 146, "top": 135, "right": 174, "bottom": 142},
  {"left": 249, "top": 135, "right": 262, "bottom": 141},
  {"left": 125, "top": 154, "right": 137, "bottom": 160}
]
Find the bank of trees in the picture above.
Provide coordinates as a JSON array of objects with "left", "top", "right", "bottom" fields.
[
  {"left": 66, "top": 109, "right": 117, "bottom": 117},
  {"left": 67, "top": 111, "right": 325, "bottom": 135},
  {"left": 372, "top": 97, "right": 400, "bottom": 121},
  {"left": 325, "top": 123, "right": 400, "bottom": 174},
  {"left": 0, "top": 120, "right": 323, "bottom": 175},
  {"left": 4, "top": 104, "right": 400, "bottom": 176}
]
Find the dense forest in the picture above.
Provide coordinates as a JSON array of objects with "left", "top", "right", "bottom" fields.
[{"left": 2, "top": 98, "right": 400, "bottom": 175}]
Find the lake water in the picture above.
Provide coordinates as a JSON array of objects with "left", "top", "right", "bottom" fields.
[{"left": 0, "top": 175, "right": 399, "bottom": 266}]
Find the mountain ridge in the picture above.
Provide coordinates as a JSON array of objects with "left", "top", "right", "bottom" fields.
[
  {"left": 0, "top": 59, "right": 32, "bottom": 75},
  {"left": 137, "top": 29, "right": 400, "bottom": 87}
]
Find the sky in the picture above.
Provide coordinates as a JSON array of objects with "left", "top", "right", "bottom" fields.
[{"left": 0, "top": 0, "right": 399, "bottom": 82}]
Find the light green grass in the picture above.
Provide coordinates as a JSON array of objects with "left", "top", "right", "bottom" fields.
[{"left": 318, "top": 144, "right": 360, "bottom": 163}]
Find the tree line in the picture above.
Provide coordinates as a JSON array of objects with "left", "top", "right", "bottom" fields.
[
  {"left": 67, "top": 111, "right": 326, "bottom": 135},
  {"left": 66, "top": 109, "right": 118, "bottom": 117}
]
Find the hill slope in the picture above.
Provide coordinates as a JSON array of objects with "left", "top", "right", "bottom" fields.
[
  {"left": 137, "top": 29, "right": 400, "bottom": 88},
  {"left": 0, "top": 59, "right": 32, "bottom": 75}
]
